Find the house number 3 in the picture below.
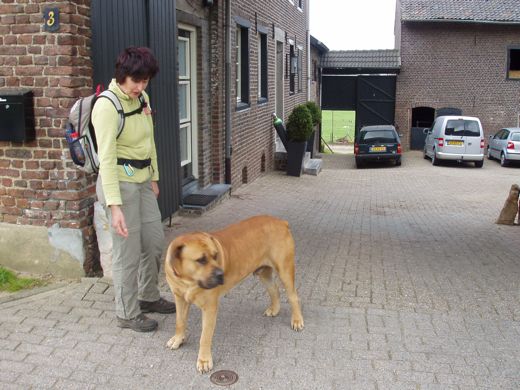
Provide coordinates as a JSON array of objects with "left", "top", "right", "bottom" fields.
[{"left": 43, "top": 7, "right": 60, "bottom": 32}]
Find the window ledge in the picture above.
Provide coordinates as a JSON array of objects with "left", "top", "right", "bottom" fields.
[
  {"left": 236, "top": 102, "right": 250, "bottom": 112},
  {"left": 257, "top": 97, "right": 268, "bottom": 105}
]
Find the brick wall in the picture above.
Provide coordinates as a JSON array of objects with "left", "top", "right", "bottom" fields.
[
  {"left": 396, "top": 22, "right": 520, "bottom": 148},
  {"left": 0, "top": 0, "right": 99, "bottom": 274},
  {"left": 209, "top": 0, "right": 309, "bottom": 186}
]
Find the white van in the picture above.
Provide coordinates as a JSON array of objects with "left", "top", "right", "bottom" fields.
[{"left": 423, "top": 116, "right": 485, "bottom": 167}]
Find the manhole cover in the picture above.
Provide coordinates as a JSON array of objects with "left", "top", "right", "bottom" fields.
[{"left": 209, "top": 370, "right": 239, "bottom": 386}]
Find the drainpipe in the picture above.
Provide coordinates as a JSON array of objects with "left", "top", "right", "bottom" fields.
[
  {"left": 306, "top": 0, "right": 311, "bottom": 101},
  {"left": 224, "top": 0, "right": 232, "bottom": 184}
]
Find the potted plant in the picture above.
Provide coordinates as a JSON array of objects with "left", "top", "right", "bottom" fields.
[
  {"left": 285, "top": 104, "right": 313, "bottom": 176},
  {"left": 305, "top": 101, "right": 321, "bottom": 156}
]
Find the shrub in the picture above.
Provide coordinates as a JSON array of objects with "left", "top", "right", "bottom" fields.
[
  {"left": 286, "top": 104, "right": 313, "bottom": 142},
  {"left": 305, "top": 101, "right": 321, "bottom": 126}
]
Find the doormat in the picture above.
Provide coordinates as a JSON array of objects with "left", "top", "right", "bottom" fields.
[{"left": 182, "top": 194, "right": 217, "bottom": 207}]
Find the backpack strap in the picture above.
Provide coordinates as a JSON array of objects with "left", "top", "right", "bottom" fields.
[
  {"left": 97, "top": 90, "right": 126, "bottom": 139},
  {"left": 124, "top": 94, "right": 147, "bottom": 117},
  {"left": 96, "top": 91, "right": 147, "bottom": 139}
]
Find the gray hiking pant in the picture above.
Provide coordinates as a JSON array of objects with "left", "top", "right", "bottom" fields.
[{"left": 97, "top": 178, "right": 164, "bottom": 319}]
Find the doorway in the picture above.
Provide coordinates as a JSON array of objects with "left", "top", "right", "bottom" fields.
[
  {"left": 275, "top": 40, "right": 285, "bottom": 152},
  {"left": 178, "top": 26, "right": 198, "bottom": 186}
]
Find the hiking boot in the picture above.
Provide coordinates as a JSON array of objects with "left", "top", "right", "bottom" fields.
[
  {"left": 117, "top": 313, "right": 158, "bottom": 332},
  {"left": 139, "top": 297, "right": 176, "bottom": 314}
]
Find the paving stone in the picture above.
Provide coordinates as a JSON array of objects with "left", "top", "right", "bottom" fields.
[{"left": 1, "top": 152, "right": 520, "bottom": 389}]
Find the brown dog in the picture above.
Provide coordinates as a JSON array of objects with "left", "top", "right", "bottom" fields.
[
  {"left": 164, "top": 215, "right": 304, "bottom": 373},
  {"left": 496, "top": 184, "right": 520, "bottom": 225}
]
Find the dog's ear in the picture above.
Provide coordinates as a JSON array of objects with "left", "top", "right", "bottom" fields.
[
  {"left": 209, "top": 236, "right": 225, "bottom": 267},
  {"left": 168, "top": 243, "right": 184, "bottom": 275},
  {"left": 174, "top": 244, "right": 185, "bottom": 259}
]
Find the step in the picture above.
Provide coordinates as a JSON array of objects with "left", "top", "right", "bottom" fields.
[
  {"left": 303, "top": 158, "right": 322, "bottom": 176},
  {"left": 179, "top": 184, "right": 232, "bottom": 215}
]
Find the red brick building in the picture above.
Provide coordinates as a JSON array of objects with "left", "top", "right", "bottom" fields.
[
  {"left": 0, "top": 0, "right": 310, "bottom": 277},
  {"left": 395, "top": 0, "right": 520, "bottom": 148}
]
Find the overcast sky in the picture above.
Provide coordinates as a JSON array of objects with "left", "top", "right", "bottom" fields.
[{"left": 309, "top": 0, "right": 397, "bottom": 51}]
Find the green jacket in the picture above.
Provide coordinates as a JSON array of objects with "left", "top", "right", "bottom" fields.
[{"left": 92, "top": 79, "right": 159, "bottom": 206}]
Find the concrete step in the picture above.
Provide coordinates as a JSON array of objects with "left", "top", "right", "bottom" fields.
[
  {"left": 179, "top": 184, "right": 232, "bottom": 215},
  {"left": 303, "top": 158, "right": 322, "bottom": 176}
]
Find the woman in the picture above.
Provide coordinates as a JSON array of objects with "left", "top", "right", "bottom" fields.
[{"left": 92, "top": 47, "right": 175, "bottom": 332}]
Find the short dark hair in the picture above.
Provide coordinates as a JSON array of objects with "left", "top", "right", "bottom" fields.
[{"left": 115, "top": 47, "right": 159, "bottom": 84}]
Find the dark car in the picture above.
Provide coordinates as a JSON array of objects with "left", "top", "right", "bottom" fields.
[{"left": 355, "top": 125, "right": 402, "bottom": 168}]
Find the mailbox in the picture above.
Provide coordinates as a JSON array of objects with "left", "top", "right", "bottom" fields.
[{"left": 0, "top": 90, "right": 35, "bottom": 142}]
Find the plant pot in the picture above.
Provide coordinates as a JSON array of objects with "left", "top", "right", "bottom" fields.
[{"left": 286, "top": 140, "right": 307, "bottom": 177}]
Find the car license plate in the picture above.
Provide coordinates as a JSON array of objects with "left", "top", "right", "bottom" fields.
[
  {"left": 447, "top": 140, "right": 464, "bottom": 146},
  {"left": 370, "top": 146, "right": 386, "bottom": 152}
]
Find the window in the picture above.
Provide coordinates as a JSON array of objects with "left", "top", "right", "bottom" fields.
[
  {"left": 236, "top": 25, "right": 249, "bottom": 105},
  {"left": 297, "top": 47, "right": 303, "bottom": 92},
  {"left": 508, "top": 47, "right": 520, "bottom": 79},
  {"left": 445, "top": 120, "right": 480, "bottom": 137},
  {"left": 289, "top": 44, "right": 296, "bottom": 94},
  {"left": 258, "top": 33, "right": 268, "bottom": 100},
  {"left": 360, "top": 130, "right": 397, "bottom": 143},
  {"left": 298, "top": 0, "right": 303, "bottom": 10}
]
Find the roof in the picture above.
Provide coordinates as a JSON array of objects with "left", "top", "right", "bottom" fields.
[
  {"left": 320, "top": 50, "right": 400, "bottom": 70},
  {"left": 360, "top": 125, "right": 397, "bottom": 131},
  {"left": 310, "top": 35, "right": 329, "bottom": 54},
  {"left": 401, "top": 0, "right": 520, "bottom": 24}
]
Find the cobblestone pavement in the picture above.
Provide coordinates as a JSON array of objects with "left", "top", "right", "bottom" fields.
[{"left": 1, "top": 151, "right": 519, "bottom": 389}]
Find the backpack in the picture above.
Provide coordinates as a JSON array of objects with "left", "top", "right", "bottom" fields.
[{"left": 66, "top": 88, "right": 146, "bottom": 174}]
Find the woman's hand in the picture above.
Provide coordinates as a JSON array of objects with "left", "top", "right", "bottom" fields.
[
  {"left": 151, "top": 181, "right": 160, "bottom": 198},
  {"left": 110, "top": 205, "right": 128, "bottom": 238}
]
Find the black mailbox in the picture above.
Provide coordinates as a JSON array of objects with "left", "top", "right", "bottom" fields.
[{"left": 0, "top": 90, "right": 35, "bottom": 142}]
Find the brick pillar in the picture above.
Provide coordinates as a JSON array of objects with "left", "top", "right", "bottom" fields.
[{"left": 0, "top": 0, "right": 101, "bottom": 276}]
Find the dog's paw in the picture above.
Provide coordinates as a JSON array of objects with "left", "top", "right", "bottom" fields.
[
  {"left": 291, "top": 316, "right": 304, "bottom": 331},
  {"left": 263, "top": 305, "right": 280, "bottom": 317},
  {"left": 196, "top": 356, "right": 213, "bottom": 374},
  {"left": 166, "top": 335, "right": 185, "bottom": 350}
]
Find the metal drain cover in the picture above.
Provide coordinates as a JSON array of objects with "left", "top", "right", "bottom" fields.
[{"left": 209, "top": 370, "right": 238, "bottom": 386}]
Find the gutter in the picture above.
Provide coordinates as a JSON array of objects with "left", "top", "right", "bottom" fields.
[
  {"left": 224, "top": 0, "right": 232, "bottom": 184},
  {"left": 403, "top": 19, "right": 520, "bottom": 26}
]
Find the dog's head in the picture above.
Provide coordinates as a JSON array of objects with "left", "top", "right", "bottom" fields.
[{"left": 168, "top": 232, "right": 225, "bottom": 289}]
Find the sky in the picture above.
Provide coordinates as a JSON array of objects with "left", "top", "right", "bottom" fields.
[{"left": 309, "top": 0, "right": 397, "bottom": 51}]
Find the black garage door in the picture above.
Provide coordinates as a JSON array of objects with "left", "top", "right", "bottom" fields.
[
  {"left": 91, "top": 0, "right": 181, "bottom": 220},
  {"left": 322, "top": 75, "right": 396, "bottom": 136}
]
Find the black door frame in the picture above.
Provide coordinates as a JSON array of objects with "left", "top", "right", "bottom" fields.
[{"left": 91, "top": 0, "right": 181, "bottom": 220}]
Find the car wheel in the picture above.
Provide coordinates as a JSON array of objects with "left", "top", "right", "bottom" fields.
[
  {"left": 395, "top": 158, "right": 401, "bottom": 166},
  {"left": 355, "top": 159, "right": 363, "bottom": 169},
  {"left": 431, "top": 151, "right": 439, "bottom": 166},
  {"left": 487, "top": 147, "right": 493, "bottom": 160},
  {"left": 500, "top": 153, "right": 509, "bottom": 167},
  {"left": 475, "top": 160, "right": 483, "bottom": 168},
  {"left": 423, "top": 148, "right": 428, "bottom": 159}
]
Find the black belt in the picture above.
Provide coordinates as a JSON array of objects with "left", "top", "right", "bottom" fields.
[{"left": 117, "top": 158, "right": 151, "bottom": 169}]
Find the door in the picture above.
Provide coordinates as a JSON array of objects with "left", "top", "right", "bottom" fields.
[
  {"left": 275, "top": 40, "right": 285, "bottom": 152},
  {"left": 91, "top": 0, "right": 181, "bottom": 219},
  {"left": 356, "top": 75, "right": 396, "bottom": 135},
  {"left": 178, "top": 27, "right": 198, "bottom": 186},
  {"left": 463, "top": 119, "right": 482, "bottom": 156},
  {"left": 425, "top": 117, "right": 441, "bottom": 157},
  {"left": 443, "top": 118, "right": 466, "bottom": 156},
  {"left": 489, "top": 129, "right": 504, "bottom": 158}
]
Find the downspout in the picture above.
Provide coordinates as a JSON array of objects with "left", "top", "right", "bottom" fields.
[
  {"left": 224, "top": 0, "right": 232, "bottom": 184},
  {"left": 306, "top": 0, "right": 311, "bottom": 101}
]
